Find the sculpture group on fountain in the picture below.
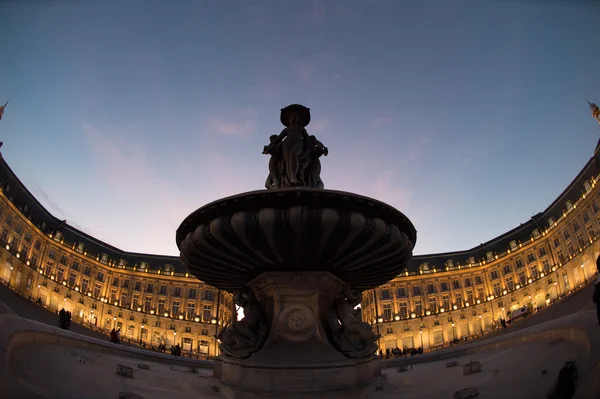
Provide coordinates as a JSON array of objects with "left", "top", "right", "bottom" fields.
[
  {"left": 263, "top": 104, "right": 329, "bottom": 190},
  {"left": 217, "top": 285, "right": 380, "bottom": 360},
  {"left": 217, "top": 286, "right": 269, "bottom": 359},
  {"left": 326, "top": 286, "right": 380, "bottom": 359}
]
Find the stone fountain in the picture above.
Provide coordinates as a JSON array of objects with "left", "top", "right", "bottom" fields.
[{"left": 176, "top": 104, "right": 417, "bottom": 398}]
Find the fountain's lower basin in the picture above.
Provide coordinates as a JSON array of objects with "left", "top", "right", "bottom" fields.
[{"left": 209, "top": 272, "right": 382, "bottom": 399}]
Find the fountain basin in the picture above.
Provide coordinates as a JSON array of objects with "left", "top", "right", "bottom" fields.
[{"left": 176, "top": 188, "right": 417, "bottom": 292}]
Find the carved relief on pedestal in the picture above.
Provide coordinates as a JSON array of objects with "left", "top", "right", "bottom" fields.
[{"left": 277, "top": 304, "right": 316, "bottom": 342}]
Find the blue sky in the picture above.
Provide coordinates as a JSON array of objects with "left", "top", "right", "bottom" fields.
[{"left": 0, "top": 0, "right": 599, "bottom": 257}]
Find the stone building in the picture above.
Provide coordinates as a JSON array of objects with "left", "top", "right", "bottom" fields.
[
  {"left": 1, "top": 143, "right": 599, "bottom": 357},
  {"left": 0, "top": 156, "right": 235, "bottom": 358},
  {"left": 361, "top": 152, "right": 600, "bottom": 353}
]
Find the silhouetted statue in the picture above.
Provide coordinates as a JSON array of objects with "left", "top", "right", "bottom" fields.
[
  {"left": 217, "top": 287, "right": 268, "bottom": 359},
  {"left": 263, "top": 105, "right": 328, "bottom": 189}
]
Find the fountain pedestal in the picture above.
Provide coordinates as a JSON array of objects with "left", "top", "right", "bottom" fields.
[{"left": 211, "top": 272, "right": 382, "bottom": 399}]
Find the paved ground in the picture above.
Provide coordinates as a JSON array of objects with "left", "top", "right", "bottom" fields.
[
  {"left": 9, "top": 344, "right": 220, "bottom": 399},
  {"left": 1, "top": 278, "right": 597, "bottom": 399},
  {"left": 379, "top": 340, "right": 585, "bottom": 399},
  {"left": 8, "top": 339, "right": 585, "bottom": 399}
]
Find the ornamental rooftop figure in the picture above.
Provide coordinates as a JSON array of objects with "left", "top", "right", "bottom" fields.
[
  {"left": 262, "top": 104, "right": 328, "bottom": 190},
  {"left": 589, "top": 99, "right": 600, "bottom": 125}
]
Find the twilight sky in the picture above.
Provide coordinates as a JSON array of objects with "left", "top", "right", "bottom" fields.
[{"left": 0, "top": 0, "right": 599, "bottom": 258}]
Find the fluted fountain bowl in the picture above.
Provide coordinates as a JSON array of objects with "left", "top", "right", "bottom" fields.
[{"left": 176, "top": 188, "right": 417, "bottom": 292}]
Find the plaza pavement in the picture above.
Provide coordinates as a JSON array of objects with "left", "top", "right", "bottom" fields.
[{"left": 1, "top": 279, "right": 598, "bottom": 398}]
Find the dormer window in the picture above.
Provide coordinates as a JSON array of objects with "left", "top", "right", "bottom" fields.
[
  {"left": 139, "top": 261, "right": 149, "bottom": 271},
  {"left": 420, "top": 262, "right": 429, "bottom": 271},
  {"left": 509, "top": 240, "right": 518, "bottom": 251},
  {"left": 22, "top": 204, "right": 29, "bottom": 213},
  {"left": 566, "top": 201, "right": 573, "bottom": 210},
  {"left": 584, "top": 180, "right": 592, "bottom": 192},
  {"left": 466, "top": 257, "right": 476, "bottom": 265},
  {"left": 76, "top": 242, "right": 85, "bottom": 253},
  {"left": 53, "top": 231, "right": 63, "bottom": 242},
  {"left": 3, "top": 183, "right": 11, "bottom": 192},
  {"left": 164, "top": 264, "right": 174, "bottom": 273},
  {"left": 548, "top": 217, "right": 555, "bottom": 227},
  {"left": 485, "top": 251, "right": 494, "bottom": 261},
  {"left": 532, "top": 229, "right": 540, "bottom": 238},
  {"left": 118, "top": 259, "right": 126, "bottom": 268},
  {"left": 100, "top": 253, "right": 109, "bottom": 264}
]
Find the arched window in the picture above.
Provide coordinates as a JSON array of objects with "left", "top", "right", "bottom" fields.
[
  {"left": 509, "top": 240, "right": 518, "bottom": 251},
  {"left": 584, "top": 180, "right": 592, "bottom": 192},
  {"left": 164, "top": 264, "right": 174, "bottom": 273},
  {"left": 53, "top": 231, "right": 63, "bottom": 242},
  {"left": 548, "top": 217, "right": 555, "bottom": 227},
  {"left": 485, "top": 251, "right": 494, "bottom": 261},
  {"left": 532, "top": 229, "right": 540, "bottom": 238},
  {"left": 100, "top": 253, "right": 109, "bottom": 264},
  {"left": 138, "top": 261, "right": 149, "bottom": 271},
  {"left": 566, "top": 201, "right": 573, "bottom": 210}
]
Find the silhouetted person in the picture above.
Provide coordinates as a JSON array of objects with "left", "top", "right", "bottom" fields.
[
  {"left": 593, "top": 255, "right": 600, "bottom": 325},
  {"left": 58, "top": 308, "right": 68, "bottom": 330},
  {"left": 110, "top": 328, "right": 118, "bottom": 343},
  {"left": 548, "top": 361, "right": 578, "bottom": 399}
]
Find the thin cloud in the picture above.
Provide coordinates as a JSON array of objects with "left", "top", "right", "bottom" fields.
[
  {"left": 81, "top": 121, "right": 262, "bottom": 255},
  {"left": 290, "top": 52, "right": 333, "bottom": 85},
  {"left": 306, "top": 0, "right": 327, "bottom": 23},
  {"left": 310, "top": 118, "right": 332, "bottom": 132},
  {"left": 209, "top": 108, "right": 258, "bottom": 137},
  {"left": 373, "top": 117, "right": 392, "bottom": 128}
]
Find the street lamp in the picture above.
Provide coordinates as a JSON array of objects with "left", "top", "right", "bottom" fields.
[
  {"left": 139, "top": 324, "right": 144, "bottom": 344},
  {"left": 419, "top": 328, "right": 423, "bottom": 349},
  {"left": 99, "top": 298, "right": 108, "bottom": 331}
]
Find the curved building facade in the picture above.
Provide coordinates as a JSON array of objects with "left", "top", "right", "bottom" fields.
[
  {"left": 0, "top": 156, "right": 235, "bottom": 357},
  {"left": 0, "top": 144, "right": 599, "bottom": 356},
  {"left": 361, "top": 148, "right": 600, "bottom": 353}
]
